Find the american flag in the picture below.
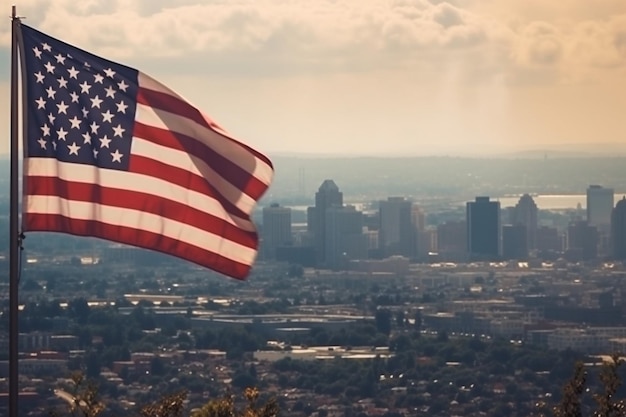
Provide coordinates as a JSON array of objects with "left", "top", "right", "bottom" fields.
[{"left": 20, "top": 24, "right": 274, "bottom": 279}]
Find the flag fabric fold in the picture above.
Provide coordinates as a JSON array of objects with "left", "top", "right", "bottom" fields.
[{"left": 19, "top": 24, "right": 273, "bottom": 279}]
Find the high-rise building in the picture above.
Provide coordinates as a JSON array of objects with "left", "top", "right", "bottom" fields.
[
  {"left": 566, "top": 220, "right": 598, "bottom": 261},
  {"left": 325, "top": 205, "right": 368, "bottom": 268},
  {"left": 379, "top": 197, "right": 413, "bottom": 257},
  {"left": 466, "top": 196, "right": 500, "bottom": 261},
  {"left": 612, "top": 197, "right": 626, "bottom": 260},
  {"left": 261, "top": 204, "right": 292, "bottom": 260},
  {"left": 307, "top": 180, "right": 343, "bottom": 265},
  {"left": 436, "top": 220, "right": 467, "bottom": 261},
  {"left": 511, "top": 194, "right": 538, "bottom": 250},
  {"left": 587, "top": 185, "right": 614, "bottom": 232},
  {"left": 502, "top": 224, "right": 528, "bottom": 260},
  {"left": 536, "top": 226, "right": 562, "bottom": 254}
]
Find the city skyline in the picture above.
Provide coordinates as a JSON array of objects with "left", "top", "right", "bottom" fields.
[{"left": 1, "top": 1, "right": 625, "bottom": 157}]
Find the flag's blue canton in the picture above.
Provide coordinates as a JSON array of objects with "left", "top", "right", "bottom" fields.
[{"left": 22, "top": 25, "right": 139, "bottom": 171}]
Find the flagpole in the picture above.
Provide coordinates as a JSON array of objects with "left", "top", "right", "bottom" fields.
[{"left": 10, "top": 5, "right": 21, "bottom": 417}]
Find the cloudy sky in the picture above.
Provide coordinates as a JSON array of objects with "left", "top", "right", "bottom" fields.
[{"left": 1, "top": 0, "right": 625, "bottom": 156}]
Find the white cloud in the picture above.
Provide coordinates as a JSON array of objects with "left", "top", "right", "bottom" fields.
[{"left": 2, "top": 0, "right": 622, "bottom": 85}]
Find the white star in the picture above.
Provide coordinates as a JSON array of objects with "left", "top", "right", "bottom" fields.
[
  {"left": 116, "top": 100, "right": 128, "bottom": 114},
  {"left": 84, "top": 61, "right": 91, "bottom": 68},
  {"left": 69, "top": 116, "right": 82, "bottom": 129},
  {"left": 79, "top": 81, "right": 92, "bottom": 94},
  {"left": 45, "top": 86, "right": 56, "bottom": 99},
  {"left": 41, "top": 124, "right": 50, "bottom": 136},
  {"left": 112, "top": 124, "right": 126, "bottom": 138},
  {"left": 37, "top": 138, "right": 47, "bottom": 149},
  {"left": 82, "top": 132, "right": 92, "bottom": 145},
  {"left": 104, "top": 68, "right": 116, "bottom": 78},
  {"left": 90, "top": 95, "right": 103, "bottom": 109},
  {"left": 35, "top": 97, "right": 46, "bottom": 109},
  {"left": 67, "top": 66, "right": 80, "bottom": 79},
  {"left": 93, "top": 73, "right": 104, "bottom": 84},
  {"left": 44, "top": 61, "right": 55, "bottom": 74},
  {"left": 90, "top": 121, "right": 100, "bottom": 134},
  {"left": 117, "top": 80, "right": 129, "bottom": 92},
  {"left": 57, "top": 77, "right": 68, "bottom": 88},
  {"left": 54, "top": 53, "right": 66, "bottom": 64},
  {"left": 104, "top": 85, "right": 116, "bottom": 98},
  {"left": 82, "top": 107, "right": 90, "bottom": 118},
  {"left": 70, "top": 91, "right": 80, "bottom": 103},
  {"left": 52, "top": 141, "right": 57, "bottom": 150},
  {"left": 99, "top": 135, "right": 111, "bottom": 148},
  {"left": 68, "top": 142, "right": 81, "bottom": 155},
  {"left": 56, "top": 101, "right": 69, "bottom": 114},
  {"left": 48, "top": 113, "right": 56, "bottom": 124},
  {"left": 111, "top": 149, "right": 123, "bottom": 163},
  {"left": 56, "top": 127, "right": 68, "bottom": 141},
  {"left": 34, "top": 72, "right": 45, "bottom": 83},
  {"left": 33, "top": 46, "right": 42, "bottom": 59},
  {"left": 93, "top": 148, "right": 99, "bottom": 159},
  {"left": 42, "top": 43, "right": 52, "bottom": 51},
  {"left": 101, "top": 110, "right": 114, "bottom": 123}
]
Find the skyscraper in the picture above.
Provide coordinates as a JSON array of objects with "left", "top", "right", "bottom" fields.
[
  {"left": 587, "top": 185, "right": 614, "bottom": 232},
  {"left": 502, "top": 224, "right": 528, "bottom": 260},
  {"left": 466, "top": 196, "right": 500, "bottom": 261},
  {"left": 325, "top": 205, "right": 367, "bottom": 268},
  {"left": 437, "top": 220, "right": 467, "bottom": 261},
  {"left": 379, "top": 197, "right": 414, "bottom": 257},
  {"left": 566, "top": 220, "right": 598, "bottom": 261},
  {"left": 261, "top": 204, "right": 292, "bottom": 260},
  {"left": 612, "top": 197, "right": 626, "bottom": 260},
  {"left": 307, "top": 180, "right": 344, "bottom": 265},
  {"left": 511, "top": 194, "right": 538, "bottom": 250}
]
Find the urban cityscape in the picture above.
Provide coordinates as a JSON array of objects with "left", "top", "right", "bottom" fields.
[{"left": 1, "top": 156, "right": 626, "bottom": 416}]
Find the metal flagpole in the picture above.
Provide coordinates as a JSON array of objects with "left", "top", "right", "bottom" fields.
[{"left": 10, "top": 5, "right": 22, "bottom": 417}]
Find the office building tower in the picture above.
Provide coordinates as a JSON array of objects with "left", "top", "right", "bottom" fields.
[
  {"left": 587, "top": 185, "right": 614, "bottom": 232},
  {"left": 411, "top": 204, "right": 426, "bottom": 232},
  {"left": 466, "top": 196, "right": 500, "bottom": 261},
  {"left": 612, "top": 197, "right": 626, "bottom": 260},
  {"left": 261, "top": 204, "right": 292, "bottom": 260},
  {"left": 502, "top": 224, "right": 528, "bottom": 260},
  {"left": 511, "top": 194, "right": 538, "bottom": 250},
  {"left": 436, "top": 220, "right": 467, "bottom": 262},
  {"left": 307, "top": 180, "right": 343, "bottom": 265},
  {"left": 566, "top": 220, "right": 598, "bottom": 261},
  {"left": 379, "top": 197, "right": 414, "bottom": 257},
  {"left": 325, "top": 205, "right": 368, "bottom": 268},
  {"left": 536, "top": 226, "right": 562, "bottom": 253}
]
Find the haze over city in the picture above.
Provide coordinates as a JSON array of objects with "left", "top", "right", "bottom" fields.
[{"left": 1, "top": 0, "right": 626, "bottom": 157}]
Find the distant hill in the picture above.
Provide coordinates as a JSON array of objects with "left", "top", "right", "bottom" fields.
[
  {"left": 1, "top": 155, "right": 625, "bottom": 206},
  {"left": 263, "top": 155, "right": 626, "bottom": 204}
]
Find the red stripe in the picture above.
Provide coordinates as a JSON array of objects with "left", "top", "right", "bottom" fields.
[
  {"left": 136, "top": 87, "right": 273, "bottom": 168},
  {"left": 133, "top": 122, "right": 269, "bottom": 201},
  {"left": 128, "top": 154, "right": 249, "bottom": 220},
  {"left": 25, "top": 176, "right": 259, "bottom": 249},
  {"left": 24, "top": 213, "right": 251, "bottom": 280}
]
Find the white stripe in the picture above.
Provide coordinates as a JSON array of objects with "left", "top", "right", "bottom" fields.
[
  {"left": 137, "top": 72, "right": 273, "bottom": 184},
  {"left": 139, "top": 72, "right": 238, "bottom": 140},
  {"left": 25, "top": 195, "right": 256, "bottom": 266},
  {"left": 25, "top": 158, "right": 256, "bottom": 232},
  {"left": 131, "top": 135, "right": 258, "bottom": 215}
]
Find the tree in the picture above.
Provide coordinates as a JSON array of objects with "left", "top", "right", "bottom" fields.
[
  {"left": 192, "top": 388, "right": 278, "bottom": 417},
  {"left": 50, "top": 372, "right": 105, "bottom": 417},
  {"left": 53, "top": 373, "right": 279, "bottom": 417},
  {"left": 553, "top": 361, "right": 586, "bottom": 417},
  {"left": 550, "top": 354, "right": 626, "bottom": 417}
]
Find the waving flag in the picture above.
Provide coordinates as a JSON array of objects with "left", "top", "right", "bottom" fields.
[{"left": 19, "top": 24, "right": 273, "bottom": 279}]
